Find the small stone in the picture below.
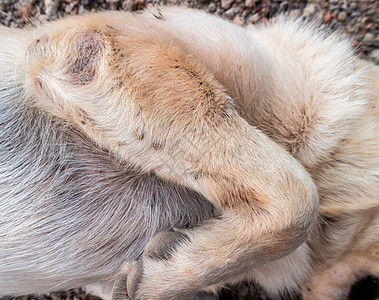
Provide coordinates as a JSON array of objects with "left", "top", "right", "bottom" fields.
[
  {"left": 260, "top": 5, "right": 269, "bottom": 16},
  {"left": 242, "top": 9, "right": 250, "bottom": 18},
  {"left": 221, "top": 0, "right": 234, "bottom": 10},
  {"left": 349, "top": 2, "right": 358, "bottom": 10},
  {"left": 337, "top": 11, "right": 347, "bottom": 21},
  {"left": 353, "top": 23, "right": 361, "bottom": 33},
  {"left": 362, "top": 33, "right": 374, "bottom": 46},
  {"left": 233, "top": 5, "right": 242, "bottom": 14},
  {"left": 122, "top": 0, "right": 134, "bottom": 11},
  {"left": 106, "top": 0, "right": 119, "bottom": 9},
  {"left": 64, "top": 3, "right": 72, "bottom": 13},
  {"left": 17, "top": 0, "right": 32, "bottom": 21},
  {"left": 323, "top": 11, "right": 332, "bottom": 23},
  {"left": 366, "top": 9, "right": 375, "bottom": 16},
  {"left": 368, "top": 49, "right": 379, "bottom": 65},
  {"left": 135, "top": 0, "right": 145, "bottom": 9},
  {"left": 280, "top": 1, "right": 288, "bottom": 10},
  {"left": 233, "top": 15, "right": 244, "bottom": 25},
  {"left": 330, "top": 0, "right": 339, "bottom": 4},
  {"left": 44, "top": 0, "right": 57, "bottom": 19},
  {"left": 343, "top": 5, "right": 351, "bottom": 14},
  {"left": 350, "top": 11, "right": 358, "bottom": 17},
  {"left": 208, "top": 2, "right": 216, "bottom": 13},
  {"left": 78, "top": 4, "right": 86, "bottom": 15},
  {"left": 224, "top": 7, "right": 236, "bottom": 19},
  {"left": 245, "top": 0, "right": 255, "bottom": 8},
  {"left": 303, "top": 3, "right": 316, "bottom": 18},
  {"left": 70, "top": 6, "right": 78, "bottom": 14},
  {"left": 248, "top": 13, "right": 260, "bottom": 23},
  {"left": 314, "top": 11, "right": 324, "bottom": 23},
  {"left": 365, "top": 25, "right": 373, "bottom": 32},
  {"left": 362, "top": 16, "right": 371, "bottom": 23}
]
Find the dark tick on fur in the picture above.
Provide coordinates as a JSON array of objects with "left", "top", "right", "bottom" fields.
[{"left": 134, "top": 130, "right": 144, "bottom": 140}]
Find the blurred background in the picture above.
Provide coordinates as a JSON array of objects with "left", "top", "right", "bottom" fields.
[{"left": 0, "top": 0, "right": 378, "bottom": 299}]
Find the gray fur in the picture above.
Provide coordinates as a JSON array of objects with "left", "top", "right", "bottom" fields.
[{"left": 0, "top": 82, "right": 215, "bottom": 295}]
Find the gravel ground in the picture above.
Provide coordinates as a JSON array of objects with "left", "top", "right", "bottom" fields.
[
  {"left": 0, "top": 0, "right": 378, "bottom": 300},
  {"left": 0, "top": 0, "right": 378, "bottom": 63}
]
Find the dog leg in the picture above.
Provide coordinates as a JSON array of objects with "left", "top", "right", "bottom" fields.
[
  {"left": 112, "top": 273, "right": 130, "bottom": 300},
  {"left": 24, "top": 18, "right": 319, "bottom": 299}
]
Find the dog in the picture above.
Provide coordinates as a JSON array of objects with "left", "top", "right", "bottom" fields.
[{"left": 0, "top": 6, "right": 377, "bottom": 300}]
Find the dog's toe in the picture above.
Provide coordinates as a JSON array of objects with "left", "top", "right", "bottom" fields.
[{"left": 143, "top": 229, "right": 189, "bottom": 261}]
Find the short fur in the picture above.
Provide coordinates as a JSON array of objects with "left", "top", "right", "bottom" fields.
[{"left": 0, "top": 6, "right": 377, "bottom": 300}]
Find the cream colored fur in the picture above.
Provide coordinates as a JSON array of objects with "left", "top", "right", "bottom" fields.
[{"left": 0, "top": 6, "right": 377, "bottom": 300}]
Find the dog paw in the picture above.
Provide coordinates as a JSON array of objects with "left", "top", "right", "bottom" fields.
[
  {"left": 126, "top": 259, "right": 144, "bottom": 300},
  {"left": 143, "top": 229, "right": 189, "bottom": 261},
  {"left": 127, "top": 229, "right": 189, "bottom": 299}
]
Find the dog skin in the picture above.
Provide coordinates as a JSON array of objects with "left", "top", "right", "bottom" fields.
[{"left": 0, "top": 6, "right": 377, "bottom": 300}]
